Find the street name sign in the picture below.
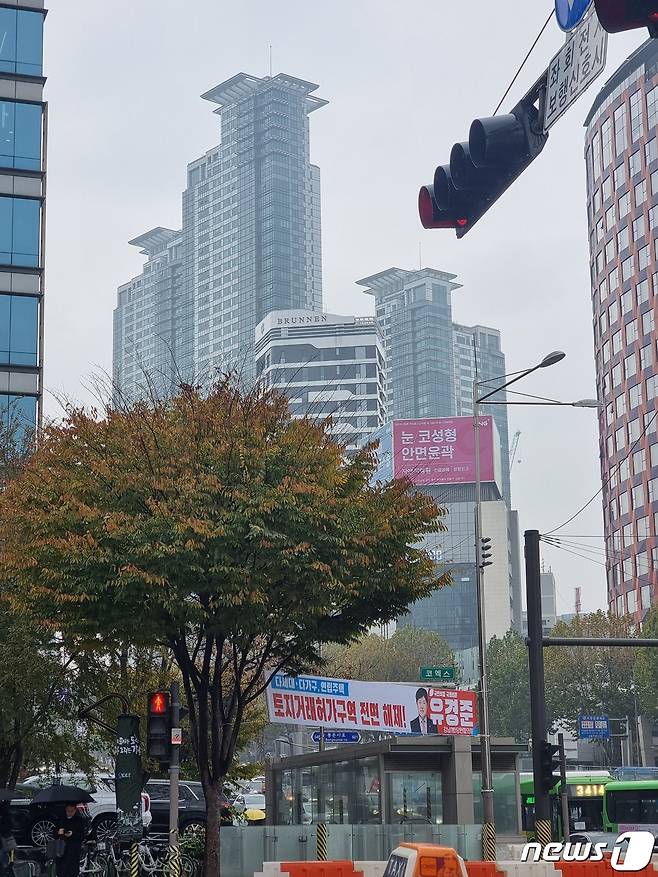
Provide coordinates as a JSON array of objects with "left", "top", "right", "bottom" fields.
[
  {"left": 419, "top": 666, "right": 455, "bottom": 682},
  {"left": 311, "top": 730, "right": 361, "bottom": 744},
  {"left": 555, "top": 0, "right": 594, "bottom": 31},
  {"left": 544, "top": 11, "right": 607, "bottom": 132},
  {"left": 578, "top": 714, "right": 610, "bottom": 739}
]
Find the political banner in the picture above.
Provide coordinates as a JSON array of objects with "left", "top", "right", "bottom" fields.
[{"left": 266, "top": 674, "right": 477, "bottom": 737}]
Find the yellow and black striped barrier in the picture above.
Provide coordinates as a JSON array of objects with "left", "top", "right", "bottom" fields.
[
  {"left": 129, "top": 843, "right": 139, "bottom": 877},
  {"left": 167, "top": 845, "right": 181, "bottom": 877},
  {"left": 482, "top": 821, "right": 496, "bottom": 862},
  {"left": 316, "top": 823, "right": 328, "bottom": 861}
]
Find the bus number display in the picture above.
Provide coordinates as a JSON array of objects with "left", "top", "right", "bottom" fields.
[{"left": 571, "top": 784, "right": 606, "bottom": 797}]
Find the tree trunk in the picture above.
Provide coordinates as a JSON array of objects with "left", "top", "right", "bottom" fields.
[{"left": 203, "top": 779, "right": 223, "bottom": 877}]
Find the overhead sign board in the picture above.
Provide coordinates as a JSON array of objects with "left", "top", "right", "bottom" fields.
[
  {"left": 420, "top": 666, "right": 455, "bottom": 682},
  {"left": 311, "top": 730, "right": 361, "bottom": 744},
  {"left": 267, "top": 673, "right": 478, "bottom": 737},
  {"left": 544, "top": 11, "right": 608, "bottom": 132},
  {"left": 555, "top": 0, "right": 594, "bottom": 31},
  {"left": 578, "top": 714, "right": 611, "bottom": 739}
]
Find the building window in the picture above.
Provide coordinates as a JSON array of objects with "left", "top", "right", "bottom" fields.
[
  {"left": 633, "top": 215, "right": 645, "bottom": 240},
  {"left": 0, "top": 293, "right": 38, "bottom": 366},
  {"left": 643, "top": 310, "right": 655, "bottom": 335},
  {"left": 612, "top": 330, "right": 623, "bottom": 354},
  {"left": 0, "top": 393, "right": 36, "bottom": 431},
  {"left": 606, "top": 205, "right": 616, "bottom": 230},
  {"left": 619, "top": 192, "right": 631, "bottom": 219},
  {"left": 626, "top": 321, "right": 638, "bottom": 345},
  {"left": 640, "top": 343, "right": 653, "bottom": 371},
  {"left": 630, "top": 150, "right": 642, "bottom": 177},
  {"left": 630, "top": 90, "right": 644, "bottom": 142},
  {"left": 617, "top": 227, "right": 628, "bottom": 252},
  {"left": 0, "top": 197, "right": 40, "bottom": 266},
  {"left": 635, "top": 180, "right": 647, "bottom": 208},
  {"left": 637, "top": 278, "right": 650, "bottom": 304},
  {"left": 647, "top": 138, "right": 658, "bottom": 166},
  {"left": 615, "top": 104, "right": 628, "bottom": 155},
  {"left": 0, "top": 101, "right": 41, "bottom": 171},
  {"left": 0, "top": 8, "right": 43, "bottom": 76},
  {"left": 648, "top": 85, "right": 658, "bottom": 129}
]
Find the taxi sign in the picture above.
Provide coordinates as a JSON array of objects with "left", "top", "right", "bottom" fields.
[{"left": 384, "top": 844, "right": 468, "bottom": 877}]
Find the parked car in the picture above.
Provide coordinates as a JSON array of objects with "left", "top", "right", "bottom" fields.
[
  {"left": 10, "top": 774, "right": 151, "bottom": 846},
  {"left": 145, "top": 779, "right": 232, "bottom": 835},
  {"left": 232, "top": 793, "right": 266, "bottom": 816}
]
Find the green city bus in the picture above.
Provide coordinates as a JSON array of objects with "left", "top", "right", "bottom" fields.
[
  {"left": 521, "top": 772, "right": 613, "bottom": 838},
  {"left": 603, "top": 781, "right": 658, "bottom": 834}
]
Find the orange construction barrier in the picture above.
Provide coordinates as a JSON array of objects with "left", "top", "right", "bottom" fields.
[
  {"left": 280, "top": 862, "right": 363, "bottom": 877},
  {"left": 466, "top": 862, "right": 505, "bottom": 877}
]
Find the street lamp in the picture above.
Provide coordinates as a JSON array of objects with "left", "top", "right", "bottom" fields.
[{"left": 473, "top": 349, "right": 566, "bottom": 861}]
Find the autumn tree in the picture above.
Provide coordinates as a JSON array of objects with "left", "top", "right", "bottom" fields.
[
  {"left": 0, "top": 378, "right": 447, "bottom": 877},
  {"left": 487, "top": 630, "right": 534, "bottom": 743},
  {"left": 324, "top": 627, "right": 454, "bottom": 683},
  {"left": 634, "top": 606, "right": 658, "bottom": 715}
]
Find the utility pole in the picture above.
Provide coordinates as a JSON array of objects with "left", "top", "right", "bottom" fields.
[
  {"left": 473, "top": 377, "right": 496, "bottom": 861},
  {"left": 169, "top": 682, "right": 181, "bottom": 877},
  {"left": 558, "top": 733, "right": 570, "bottom": 842},
  {"left": 525, "top": 529, "right": 552, "bottom": 847}
]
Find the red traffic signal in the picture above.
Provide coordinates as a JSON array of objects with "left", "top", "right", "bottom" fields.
[
  {"left": 418, "top": 184, "right": 469, "bottom": 231},
  {"left": 148, "top": 691, "right": 169, "bottom": 715},
  {"left": 594, "top": 0, "right": 658, "bottom": 35}
]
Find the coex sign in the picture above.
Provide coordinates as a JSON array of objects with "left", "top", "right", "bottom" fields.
[{"left": 522, "top": 832, "right": 656, "bottom": 871}]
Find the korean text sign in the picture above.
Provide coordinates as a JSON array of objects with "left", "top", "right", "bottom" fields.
[
  {"left": 392, "top": 416, "right": 494, "bottom": 486},
  {"left": 266, "top": 674, "right": 478, "bottom": 737}
]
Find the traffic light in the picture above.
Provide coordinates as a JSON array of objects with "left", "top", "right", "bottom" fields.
[
  {"left": 539, "top": 739, "right": 560, "bottom": 793},
  {"left": 146, "top": 691, "right": 170, "bottom": 762},
  {"left": 594, "top": 0, "right": 658, "bottom": 36},
  {"left": 419, "top": 96, "right": 548, "bottom": 238},
  {"left": 478, "top": 537, "right": 493, "bottom": 569}
]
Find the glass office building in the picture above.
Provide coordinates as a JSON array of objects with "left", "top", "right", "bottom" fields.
[
  {"left": 114, "top": 72, "right": 326, "bottom": 396},
  {"left": 112, "top": 228, "right": 190, "bottom": 403},
  {"left": 0, "top": 1, "right": 46, "bottom": 435}
]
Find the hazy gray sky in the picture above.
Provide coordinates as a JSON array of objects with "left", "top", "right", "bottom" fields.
[{"left": 42, "top": 2, "right": 645, "bottom": 614}]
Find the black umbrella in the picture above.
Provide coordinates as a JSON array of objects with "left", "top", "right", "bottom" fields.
[
  {"left": 31, "top": 785, "right": 94, "bottom": 804},
  {"left": 0, "top": 789, "right": 26, "bottom": 801}
]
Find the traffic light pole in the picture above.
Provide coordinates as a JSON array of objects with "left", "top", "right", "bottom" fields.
[
  {"left": 168, "top": 682, "right": 181, "bottom": 877},
  {"left": 473, "top": 381, "right": 496, "bottom": 862},
  {"left": 525, "top": 529, "right": 552, "bottom": 848}
]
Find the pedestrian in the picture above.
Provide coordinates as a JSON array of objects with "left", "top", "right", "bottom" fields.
[
  {"left": 0, "top": 801, "right": 16, "bottom": 877},
  {"left": 54, "top": 805, "right": 85, "bottom": 877}
]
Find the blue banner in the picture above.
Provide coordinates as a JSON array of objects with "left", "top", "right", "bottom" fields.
[{"left": 578, "top": 714, "right": 610, "bottom": 739}]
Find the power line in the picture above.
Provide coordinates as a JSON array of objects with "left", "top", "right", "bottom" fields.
[{"left": 493, "top": 8, "right": 555, "bottom": 116}]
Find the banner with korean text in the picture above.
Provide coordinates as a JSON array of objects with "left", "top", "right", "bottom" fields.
[
  {"left": 392, "top": 416, "right": 496, "bottom": 486},
  {"left": 266, "top": 674, "right": 478, "bottom": 737}
]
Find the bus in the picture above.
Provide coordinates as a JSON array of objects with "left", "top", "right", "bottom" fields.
[
  {"left": 521, "top": 771, "right": 613, "bottom": 838},
  {"left": 603, "top": 780, "right": 658, "bottom": 835}
]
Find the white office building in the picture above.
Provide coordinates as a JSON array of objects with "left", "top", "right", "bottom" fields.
[{"left": 255, "top": 309, "right": 387, "bottom": 451}]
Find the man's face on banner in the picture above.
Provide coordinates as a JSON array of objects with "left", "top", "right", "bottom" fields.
[{"left": 417, "top": 695, "right": 428, "bottom": 719}]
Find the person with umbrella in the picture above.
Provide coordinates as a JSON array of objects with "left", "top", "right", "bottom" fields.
[
  {"left": 31, "top": 786, "right": 91, "bottom": 877},
  {"left": 53, "top": 804, "right": 85, "bottom": 877}
]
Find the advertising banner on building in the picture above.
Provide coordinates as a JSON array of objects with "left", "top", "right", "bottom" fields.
[
  {"left": 266, "top": 674, "right": 477, "bottom": 737},
  {"left": 392, "top": 416, "right": 495, "bottom": 486}
]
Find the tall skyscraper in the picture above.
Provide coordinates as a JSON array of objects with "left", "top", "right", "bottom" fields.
[
  {"left": 357, "top": 268, "right": 461, "bottom": 421},
  {"left": 585, "top": 39, "right": 658, "bottom": 620},
  {"left": 254, "top": 309, "right": 387, "bottom": 451},
  {"left": 113, "top": 229, "right": 187, "bottom": 402},
  {"left": 453, "top": 325, "right": 511, "bottom": 503},
  {"left": 113, "top": 72, "right": 326, "bottom": 396},
  {"left": 0, "top": 2, "right": 46, "bottom": 437}
]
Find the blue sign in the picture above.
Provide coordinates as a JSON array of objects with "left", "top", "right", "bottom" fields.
[
  {"left": 555, "top": 0, "right": 594, "bottom": 32},
  {"left": 578, "top": 714, "right": 610, "bottom": 740},
  {"left": 311, "top": 731, "right": 361, "bottom": 744}
]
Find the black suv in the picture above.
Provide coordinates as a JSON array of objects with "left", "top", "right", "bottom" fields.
[{"left": 145, "top": 780, "right": 231, "bottom": 835}]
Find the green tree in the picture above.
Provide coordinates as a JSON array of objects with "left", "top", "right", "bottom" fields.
[
  {"left": 634, "top": 606, "right": 658, "bottom": 715},
  {"left": 324, "top": 627, "right": 454, "bottom": 683},
  {"left": 487, "top": 630, "right": 533, "bottom": 742},
  {"left": 544, "top": 612, "right": 637, "bottom": 737},
  {"left": 0, "top": 379, "right": 447, "bottom": 877}
]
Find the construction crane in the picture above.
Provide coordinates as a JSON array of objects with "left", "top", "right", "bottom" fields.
[{"left": 510, "top": 430, "right": 522, "bottom": 467}]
